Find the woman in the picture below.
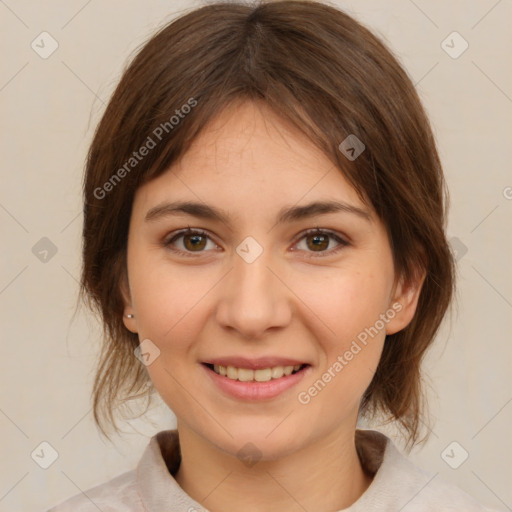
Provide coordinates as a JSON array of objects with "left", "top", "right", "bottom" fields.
[{"left": 47, "top": 1, "right": 503, "bottom": 510}]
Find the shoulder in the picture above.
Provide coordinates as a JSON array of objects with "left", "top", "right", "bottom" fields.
[
  {"left": 355, "top": 430, "right": 505, "bottom": 512},
  {"left": 404, "top": 471, "right": 504, "bottom": 511},
  {"left": 45, "top": 469, "right": 142, "bottom": 512},
  {"left": 379, "top": 440, "right": 504, "bottom": 511},
  {"left": 45, "top": 429, "right": 185, "bottom": 512}
]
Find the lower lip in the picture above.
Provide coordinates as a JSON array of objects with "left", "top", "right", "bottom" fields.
[{"left": 202, "top": 364, "right": 310, "bottom": 401}]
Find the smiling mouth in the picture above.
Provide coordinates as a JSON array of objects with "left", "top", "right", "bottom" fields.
[{"left": 203, "top": 363, "right": 308, "bottom": 382}]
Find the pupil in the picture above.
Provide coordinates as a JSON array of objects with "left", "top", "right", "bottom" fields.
[
  {"left": 310, "top": 234, "right": 327, "bottom": 250},
  {"left": 186, "top": 234, "right": 205, "bottom": 250}
]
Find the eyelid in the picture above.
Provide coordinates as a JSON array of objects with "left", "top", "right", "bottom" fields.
[{"left": 163, "top": 226, "right": 349, "bottom": 258}]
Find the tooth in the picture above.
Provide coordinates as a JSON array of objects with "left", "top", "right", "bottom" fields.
[
  {"left": 227, "top": 366, "right": 238, "bottom": 379},
  {"left": 214, "top": 364, "right": 303, "bottom": 381},
  {"left": 238, "top": 368, "right": 254, "bottom": 381},
  {"left": 254, "top": 368, "right": 272, "bottom": 382},
  {"left": 271, "top": 366, "right": 284, "bottom": 379}
]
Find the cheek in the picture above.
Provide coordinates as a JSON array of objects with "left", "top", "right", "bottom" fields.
[
  {"left": 296, "top": 273, "right": 388, "bottom": 415},
  {"left": 127, "top": 246, "right": 210, "bottom": 350},
  {"left": 293, "top": 263, "right": 392, "bottom": 403},
  {"left": 297, "top": 265, "right": 392, "bottom": 346},
  {"left": 128, "top": 256, "right": 210, "bottom": 406}
]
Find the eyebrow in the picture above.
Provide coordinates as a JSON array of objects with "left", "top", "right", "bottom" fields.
[{"left": 144, "top": 199, "right": 372, "bottom": 226}]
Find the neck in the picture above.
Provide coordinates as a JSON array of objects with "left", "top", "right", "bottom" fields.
[{"left": 174, "top": 424, "right": 374, "bottom": 512}]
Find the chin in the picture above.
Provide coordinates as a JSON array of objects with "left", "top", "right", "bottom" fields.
[{"left": 202, "top": 417, "right": 310, "bottom": 463}]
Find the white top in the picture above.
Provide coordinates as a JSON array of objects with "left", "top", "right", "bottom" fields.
[{"left": 46, "top": 428, "right": 504, "bottom": 511}]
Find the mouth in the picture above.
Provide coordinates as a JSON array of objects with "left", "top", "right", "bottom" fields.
[
  {"left": 203, "top": 363, "right": 309, "bottom": 382},
  {"left": 201, "top": 356, "right": 311, "bottom": 400}
]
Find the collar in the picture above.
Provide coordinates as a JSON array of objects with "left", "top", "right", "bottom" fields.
[{"left": 136, "top": 428, "right": 392, "bottom": 511}]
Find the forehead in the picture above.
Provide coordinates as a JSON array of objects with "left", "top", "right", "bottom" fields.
[
  {"left": 178, "top": 100, "right": 325, "bottom": 176},
  {"left": 133, "top": 100, "right": 371, "bottom": 223}
]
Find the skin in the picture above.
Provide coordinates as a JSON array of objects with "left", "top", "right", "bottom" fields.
[{"left": 122, "top": 100, "right": 424, "bottom": 512}]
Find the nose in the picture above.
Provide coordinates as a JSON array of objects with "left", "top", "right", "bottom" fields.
[{"left": 214, "top": 246, "right": 293, "bottom": 340}]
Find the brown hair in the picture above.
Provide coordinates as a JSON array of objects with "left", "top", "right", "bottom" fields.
[{"left": 80, "top": 0, "right": 455, "bottom": 450}]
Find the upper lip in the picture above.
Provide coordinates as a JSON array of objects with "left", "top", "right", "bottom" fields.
[{"left": 203, "top": 356, "right": 309, "bottom": 370}]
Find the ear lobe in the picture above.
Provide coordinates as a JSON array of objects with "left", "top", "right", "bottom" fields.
[
  {"left": 385, "top": 270, "right": 426, "bottom": 336},
  {"left": 119, "top": 272, "right": 138, "bottom": 333}
]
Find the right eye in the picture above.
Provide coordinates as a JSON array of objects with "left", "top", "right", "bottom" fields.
[{"left": 163, "top": 227, "right": 219, "bottom": 256}]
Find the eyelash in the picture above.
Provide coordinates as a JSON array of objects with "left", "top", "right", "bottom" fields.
[{"left": 163, "top": 227, "right": 349, "bottom": 259}]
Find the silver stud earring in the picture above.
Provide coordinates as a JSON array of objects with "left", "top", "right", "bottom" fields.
[{"left": 125, "top": 314, "right": 135, "bottom": 318}]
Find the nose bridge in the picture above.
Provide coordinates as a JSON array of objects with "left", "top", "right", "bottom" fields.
[{"left": 215, "top": 241, "right": 291, "bottom": 338}]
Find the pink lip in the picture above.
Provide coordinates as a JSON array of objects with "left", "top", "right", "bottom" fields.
[
  {"left": 202, "top": 363, "right": 311, "bottom": 401},
  {"left": 203, "top": 356, "right": 308, "bottom": 370}
]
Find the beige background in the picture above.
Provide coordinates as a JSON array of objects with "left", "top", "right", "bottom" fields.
[{"left": 1, "top": 1, "right": 511, "bottom": 511}]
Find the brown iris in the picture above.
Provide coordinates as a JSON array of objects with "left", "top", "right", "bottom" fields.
[
  {"left": 183, "top": 232, "right": 207, "bottom": 251},
  {"left": 306, "top": 232, "right": 329, "bottom": 252}
]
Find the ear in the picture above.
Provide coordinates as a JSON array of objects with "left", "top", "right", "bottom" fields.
[
  {"left": 120, "top": 271, "right": 138, "bottom": 334},
  {"left": 385, "top": 268, "right": 426, "bottom": 336}
]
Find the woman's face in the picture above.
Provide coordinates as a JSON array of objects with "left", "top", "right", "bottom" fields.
[{"left": 123, "top": 100, "right": 420, "bottom": 460}]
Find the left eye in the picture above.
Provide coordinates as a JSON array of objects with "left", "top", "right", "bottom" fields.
[
  {"left": 164, "top": 227, "right": 348, "bottom": 258},
  {"left": 293, "top": 228, "right": 348, "bottom": 257}
]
